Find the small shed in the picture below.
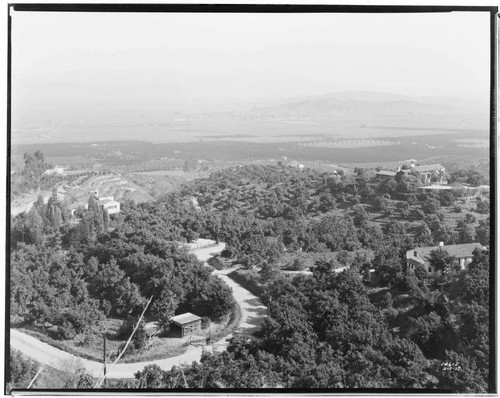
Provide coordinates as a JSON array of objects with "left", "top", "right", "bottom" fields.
[{"left": 170, "top": 312, "right": 202, "bottom": 337}]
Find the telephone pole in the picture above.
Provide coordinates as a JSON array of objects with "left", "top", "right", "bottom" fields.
[{"left": 103, "top": 330, "right": 107, "bottom": 388}]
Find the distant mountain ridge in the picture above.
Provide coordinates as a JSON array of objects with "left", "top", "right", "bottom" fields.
[{"left": 239, "top": 91, "right": 479, "bottom": 119}]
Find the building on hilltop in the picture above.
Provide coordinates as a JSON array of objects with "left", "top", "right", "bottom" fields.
[
  {"left": 44, "top": 166, "right": 64, "bottom": 175},
  {"left": 376, "top": 160, "right": 445, "bottom": 185},
  {"left": 68, "top": 202, "right": 88, "bottom": 217},
  {"left": 287, "top": 161, "right": 305, "bottom": 169},
  {"left": 406, "top": 242, "right": 484, "bottom": 276},
  {"left": 90, "top": 191, "right": 121, "bottom": 214},
  {"left": 409, "top": 163, "right": 446, "bottom": 185},
  {"left": 98, "top": 198, "right": 121, "bottom": 214},
  {"left": 376, "top": 170, "right": 397, "bottom": 179}
]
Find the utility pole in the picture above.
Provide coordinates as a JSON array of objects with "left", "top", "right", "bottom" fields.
[{"left": 103, "top": 330, "right": 107, "bottom": 388}]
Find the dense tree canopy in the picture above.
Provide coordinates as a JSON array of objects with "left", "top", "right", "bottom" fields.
[{"left": 10, "top": 161, "right": 490, "bottom": 392}]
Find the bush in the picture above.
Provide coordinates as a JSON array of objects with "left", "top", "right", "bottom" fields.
[
  {"left": 476, "top": 199, "right": 489, "bottom": 214},
  {"left": 288, "top": 257, "right": 310, "bottom": 271},
  {"left": 422, "top": 198, "right": 441, "bottom": 214},
  {"left": 201, "top": 316, "right": 211, "bottom": 329},
  {"left": 8, "top": 350, "right": 38, "bottom": 391},
  {"left": 227, "top": 269, "right": 265, "bottom": 298},
  {"left": 118, "top": 315, "right": 141, "bottom": 340},
  {"left": 207, "top": 256, "right": 226, "bottom": 270},
  {"left": 56, "top": 322, "right": 77, "bottom": 340},
  {"left": 221, "top": 248, "right": 235, "bottom": 258}
]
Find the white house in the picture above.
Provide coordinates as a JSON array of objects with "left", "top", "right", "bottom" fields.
[
  {"left": 44, "top": 166, "right": 64, "bottom": 175},
  {"left": 98, "top": 199, "right": 121, "bottom": 214},
  {"left": 406, "top": 242, "right": 484, "bottom": 276},
  {"left": 409, "top": 164, "right": 446, "bottom": 185},
  {"left": 287, "top": 161, "right": 305, "bottom": 169}
]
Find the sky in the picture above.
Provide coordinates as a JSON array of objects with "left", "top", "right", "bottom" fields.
[{"left": 11, "top": 9, "right": 491, "bottom": 116}]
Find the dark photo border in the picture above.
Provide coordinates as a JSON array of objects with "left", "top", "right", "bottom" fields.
[{"left": 6, "top": 3, "right": 498, "bottom": 394}]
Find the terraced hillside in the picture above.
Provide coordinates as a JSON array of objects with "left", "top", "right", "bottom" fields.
[
  {"left": 11, "top": 172, "right": 155, "bottom": 216},
  {"left": 61, "top": 173, "right": 155, "bottom": 207}
]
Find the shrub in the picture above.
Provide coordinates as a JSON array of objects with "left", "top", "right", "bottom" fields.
[
  {"left": 56, "top": 322, "right": 77, "bottom": 340},
  {"left": 288, "top": 257, "right": 309, "bottom": 271},
  {"left": 227, "top": 269, "right": 265, "bottom": 298},
  {"left": 422, "top": 198, "right": 441, "bottom": 214},
  {"left": 207, "top": 256, "right": 226, "bottom": 270},
  {"left": 221, "top": 248, "right": 235, "bottom": 258},
  {"left": 201, "top": 316, "right": 211, "bottom": 329}
]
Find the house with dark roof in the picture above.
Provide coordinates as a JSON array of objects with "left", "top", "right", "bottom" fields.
[
  {"left": 406, "top": 242, "right": 484, "bottom": 276},
  {"left": 410, "top": 164, "right": 446, "bottom": 185},
  {"left": 376, "top": 170, "right": 397, "bottom": 179}
]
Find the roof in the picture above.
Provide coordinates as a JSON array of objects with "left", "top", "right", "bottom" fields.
[
  {"left": 411, "top": 164, "right": 445, "bottom": 173},
  {"left": 419, "top": 185, "right": 452, "bottom": 190},
  {"left": 97, "top": 199, "right": 117, "bottom": 206},
  {"left": 412, "top": 243, "right": 484, "bottom": 261},
  {"left": 170, "top": 312, "right": 201, "bottom": 325},
  {"left": 377, "top": 170, "right": 396, "bottom": 177}
]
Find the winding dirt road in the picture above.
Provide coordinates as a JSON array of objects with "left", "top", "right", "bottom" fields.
[{"left": 10, "top": 239, "right": 267, "bottom": 379}]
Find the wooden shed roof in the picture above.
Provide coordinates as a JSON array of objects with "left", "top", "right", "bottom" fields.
[{"left": 170, "top": 312, "right": 201, "bottom": 326}]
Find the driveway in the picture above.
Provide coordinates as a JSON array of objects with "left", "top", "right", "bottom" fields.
[{"left": 10, "top": 239, "right": 267, "bottom": 379}]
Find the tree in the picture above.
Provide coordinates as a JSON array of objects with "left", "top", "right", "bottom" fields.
[
  {"left": 25, "top": 207, "right": 44, "bottom": 244},
  {"left": 437, "top": 191, "right": 454, "bottom": 206},
  {"left": 427, "top": 249, "right": 455, "bottom": 274},
  {"left": 448, "top": 249, "right": 489, "bottom": 306},
  {"left": 456, "top": 220, "right": 475, "bottom": 244},
  {"left": 464, "top": 213, "right": 477, "bottom": 224},
  {"left": 373, "top": 194, "right": 390, "bottom": 212},
  {"left": 135, "top": 364, "right": 166, "bottom": 389},
  {"left": 475, "top": 218, "right": 490, "bottom": 245},
  {"left": 476, "top": 198, "right": 490, "bottom": 214},
  {"left": 63, "top": 368, "right": 95, "bottom": 389},
  {"left": 398, "top": 201, "right": 410, "bottom": 218},
  {"left": 434, "top": 351, "right": 487, "bottom": 393},
  {"left": 8, "top": 350, "right": 38, "bottom": 391},
  {"left": 414, "top": 223, "right": 433, "bottom": 246},
  {"left": 422, "top": 197, "right": 440, "bottom": 214},
  {"left": 406, "top": 193, "right": 418, "bottom": 206},
  {"left": 192, "top": 278, "right": 236, "bottom": 319},
  {"left": 352, "top": 205, "right": 369, "bottom": 227},
  {"left": 151, "top": 289, "right": 179, "bottom": 333},
  {"left": 373, "top": 246, "right": 405, "bottom": 286}
]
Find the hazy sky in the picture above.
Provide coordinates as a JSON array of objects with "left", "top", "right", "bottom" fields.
[{"left": 11, "top": 10, "right": 490, "bottom": 113}]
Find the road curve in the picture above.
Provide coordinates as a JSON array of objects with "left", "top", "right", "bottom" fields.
[{"left": 10, "top": 239, "right": 267, "bottom": 379}]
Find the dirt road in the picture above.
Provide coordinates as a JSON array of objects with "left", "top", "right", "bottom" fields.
[
  {"left": 10, "top": 239, "right": 267, "bottom": 379},
  {"left": 188, "top": 240, "right": 267, "bottom": 349},
  {"left": 10, "top": 329, "right": 203, "bottom": 379}
]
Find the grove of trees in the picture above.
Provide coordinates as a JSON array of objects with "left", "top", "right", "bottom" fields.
[{"left": 9, "top": 159, "right": 491, "bottom": 392}]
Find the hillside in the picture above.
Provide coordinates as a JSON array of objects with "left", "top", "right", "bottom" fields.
[
  {"left": 232, "top": 91, "right": 486, "bottom": 120},
  {"left": 10, "top": 172, "right": 154, "bottom": 216}
]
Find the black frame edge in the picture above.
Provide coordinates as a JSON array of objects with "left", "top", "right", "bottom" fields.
[
  {"left": 8, "top": 3, "right": 500, "bottom": 13},
  {"left": 5, "top": 3, "right": 12, "bottom": 396}
]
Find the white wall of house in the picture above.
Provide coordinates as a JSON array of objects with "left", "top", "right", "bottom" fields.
[{"left": 103, "top": 201, "right": 121, "bottom": 214}]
